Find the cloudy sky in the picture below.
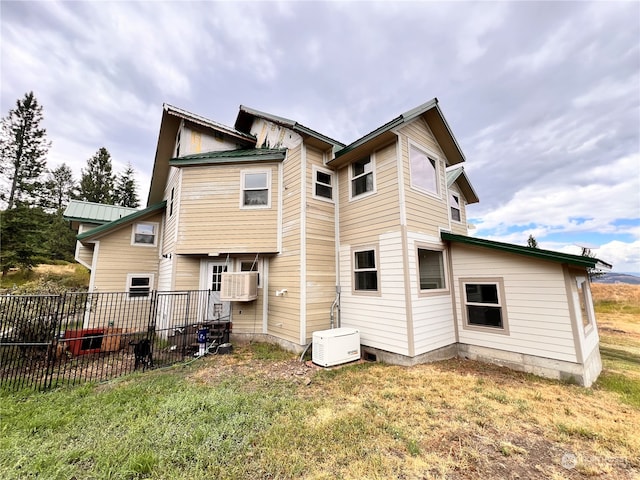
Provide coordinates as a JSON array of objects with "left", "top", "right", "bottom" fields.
[{"left": 1, "top": 1, "right": 639, "bottom": 272}]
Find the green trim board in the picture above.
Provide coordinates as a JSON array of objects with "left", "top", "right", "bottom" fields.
[
  {"left": 77, "top": 201, "right": 167, "bottom": 241},
  {"left": 169, "top": 148, "right": 287, "bottom": 166},
  {"left": 441, "top": 232, "right": 612, "bottom": 270}
]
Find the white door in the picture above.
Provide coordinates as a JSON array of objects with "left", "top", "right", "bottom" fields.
[{"left": 205, "top": 262, "right": 231, "bottom": 321}]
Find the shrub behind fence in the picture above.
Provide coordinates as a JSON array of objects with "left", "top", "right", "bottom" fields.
[{"left": 0, "top": 290, "right": 229, "bottom": 390}]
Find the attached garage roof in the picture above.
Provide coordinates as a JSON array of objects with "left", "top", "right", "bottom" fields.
[
  {"left": 77, "top": 201, "right": 166, "bottom": 241},
  {"left": 441, "top": 232, "right": 612, "bottom": 270}
]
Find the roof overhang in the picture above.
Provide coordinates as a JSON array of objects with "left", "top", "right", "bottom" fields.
[
  {"left": 328, "top": 98, "right": 466, "bottom": 168},
  {"left": 442, "top": 232, "right": 613, "bottom": 270},
  {"left": 77, "top": 201, "right": 167, "bottom": 242},
  {"left": 235, "top": 105, "right": 345, "bottom": 151},
  {"left": 147, "top": 104, "right": 256, "bottom": 206},
  {"left": 169, "top": 148, "right": 287, "bottom": 167},
  {"left": 446, "top": 166, "right": 479, "bottom": 204}
]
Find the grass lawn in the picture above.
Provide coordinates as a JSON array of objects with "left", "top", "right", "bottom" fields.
[{"left": 1, "top": 285, "right": 638, "bottom": 479}]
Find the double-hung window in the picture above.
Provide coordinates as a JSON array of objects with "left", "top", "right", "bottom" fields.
[
  {"left": 450, "top": 193, "right": 461, "bottom": 222},
  {"left": 351, "top": 156, "right": 374, "bottom": 198},
  {"left": 353, "top": 248, "right": 379, "bottom": 293},
  {"left": 410, "top": 143, "right": 439, "bottom": 195},
  {"left": 241, "top": 170, "right": 270, "bottom": 208},
  {"left": 132, "top": 222, "right": 158, "bottom": 246},
  {"left": 461, "top": 278, "right": 509, "bottom": 332},
  {"left": 417, "top": 248, "right": 446, "bottom": 292},
  {"left": 313, "top": 166, "right": 334, "bottom": 201}
]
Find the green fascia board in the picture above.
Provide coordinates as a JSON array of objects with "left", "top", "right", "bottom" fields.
[
  {"left": 169, "top": 148, "right": 287, "bottom": 166},
  {"left": 237, "top": 105, "right": 345, "bottom": 148},
  {"left": 334, "top": 98, "right": 439, "bottom": 160},
  {"left": 441, "top": 232, "right": 612, "bottom": 269},
  {"left": 77, "top": 201, "right": 167, "bottom": 241}
]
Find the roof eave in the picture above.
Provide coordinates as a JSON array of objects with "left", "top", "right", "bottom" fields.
[
  {"left": 77, "top": 201, "right": 167, "bottom": 242},
  {"left": 441, "top": 232, "right": 610, "bottom": 269}
]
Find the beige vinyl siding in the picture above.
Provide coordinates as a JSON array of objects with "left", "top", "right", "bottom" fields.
[
  {"left": 76, "top": 243, "right": 95, "bottom": 269},
  {"left": 304, "top": 147, "right": 336, "bottom": 339},
  {"left": 230, "top": 283, "right": 265, "bottom": 334},
  {"left": 398, "top": 119, "right": 450, "bottom": 236},
  {"left": 339, "top": 232, "right": 410, "bottom": 356},
  {"left": 91, "top": 212, "right": 163, "bottom": 292},
  {"left": 161, "top": 167, "right": 181, "bottom": 254},
  {"left": 449, "top": 185, "right": 468, "bottom": 235},
  {"left": 450, "top": 244, "right": 578, "bottom": 363},
  {"left": 266, "top": 145, "right": 302, "bottom": 344},
  {"left": 407, "top": 232, "right": 456, "bottom": 354},
  {"left": 338, "top": 142, "right": 401, "bottom": 245},
  {"left": 176, "top": 163, "right": 279, "bottom": 254},
  {"left": 173, "top": 255, "right": 201, "bottom": 291},
  {"left": 157, "top": 257, "right": 173, "bottom": 291}
]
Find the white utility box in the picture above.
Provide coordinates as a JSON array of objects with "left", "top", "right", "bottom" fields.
[{"left": 312, "top": 327, "right": 360, "bottom": 367}]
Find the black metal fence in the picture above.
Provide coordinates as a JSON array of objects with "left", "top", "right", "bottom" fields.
[{"left": 0, "top": 290, "right": 231, "bottom": 391}]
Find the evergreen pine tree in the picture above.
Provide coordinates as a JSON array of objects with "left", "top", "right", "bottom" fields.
[
  {"left": 0, "top": 206, "right": 48, "bottom": 275},
  {"left": 113, "top": 162, "right": 140, "bottom": 208},
  {"left": 78, "top": 147, "right": 114, "bottom": 203},
  {"left": 0, "top": 92, "right": 51, "bottom": 209},
  {"left": 45, "top": 163, "right": 76, "bottom": 211}
]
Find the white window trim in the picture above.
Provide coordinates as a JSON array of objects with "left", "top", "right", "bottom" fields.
[
  {"left": 312, "top": 165, "right": 335, "bottom": 203},
  {"left": 349, "top": 154, "right": 376, "bottom": 201},
  {"left": 415, "top": 244, "right": 449, "bottom": 297},
  {"left": 131, "top": 222, "right": 159, "bottom": 247},
  {"left": 576, "top": 276, "right": 595, "bottom": 332},
  {"left": 351, "top": 245, "right": 381, "bottom": 296},
  {"left": 408, "top": 139, "right": 441, "bottom": 199},
  {"left": 460, "top": 277, "right": 510, "bottom": 335},
  {"left": 449, "top": 192, "right": 462, "bottom": 223},
  {"left": 126, "top": 273, "right": 154, "bottom": 299},
  {"left": 240, "top": 169, "right": 272, "bottom": 209}
]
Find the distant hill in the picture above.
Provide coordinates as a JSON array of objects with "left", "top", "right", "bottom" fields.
[{"left": 593, "top": 272, "right": 640, "bottom": 285}]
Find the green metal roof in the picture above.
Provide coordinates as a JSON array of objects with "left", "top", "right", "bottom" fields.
[
  {"left": 169, "top": 148, "right": 287, "bottom": 166},
  {"left": 63, "top": 200, "right": 139, "bottom": 224},
  {"left": 77, "top": 201, "right": 167, "bottom": 241},
  {"left": 446, "top": 166, "right": 479, "bottom": 204},
  {"left": 235, "top": 105, "right": 345, "bottom": 149},
  {"left": 441, "top": 232, "right": 612, "bottom": 270}
]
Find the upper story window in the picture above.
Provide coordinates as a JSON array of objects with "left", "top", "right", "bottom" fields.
[
  {"left": 241, "top": 170, "right": 271, "bottom": 208},
  {"left": 410, "top": 143, "right": 439, "bottom": 196},
  {"left": 175, "top": 128, "right": 182, "bottom": 157},
  {"left": 132, "top": 222, "right": 158, "bottom": 247},
  {"left": 169, "top": 187, "right": 175, "bottom": 217},
  {"left": 350, "top": 156, "right": 374, "bottom": 199},
  {"left": 450, "top": 193, "right": 461, "bottom": 222},
  {"left": 313, "top": 166, "right": 334, "bottom": 201}
]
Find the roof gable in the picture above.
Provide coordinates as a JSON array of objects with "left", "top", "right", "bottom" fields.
[
  {"left": 446, "top": 166, "right": 479, "bottom": 204},
  {"left": 329, "top": 98, "right": 465, "bottom": 168}
]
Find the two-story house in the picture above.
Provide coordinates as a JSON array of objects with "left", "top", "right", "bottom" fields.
[{"left": 65, "top": 99, "right": 610, "bottom": 386}]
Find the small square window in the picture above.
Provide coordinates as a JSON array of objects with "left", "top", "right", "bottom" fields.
[
  {"left": 132, "top": 222, "right": 157, "bottom": 246},
  {"left": 462, "top": 281, "right": 507, "bottom": 330},
  {"left": 351, "top": 157, "right": 374, "bottom": 198},
  {"left": 242, "top": 171, "right": 270, "bottom": 208}
]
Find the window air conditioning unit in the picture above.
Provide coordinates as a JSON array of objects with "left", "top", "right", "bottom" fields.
[
  {"left": 312, "top": 327, "right": 360, "bottom": 367},
  {"left": 220, "top": 272, "right": 258, "bottom": 301}
]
